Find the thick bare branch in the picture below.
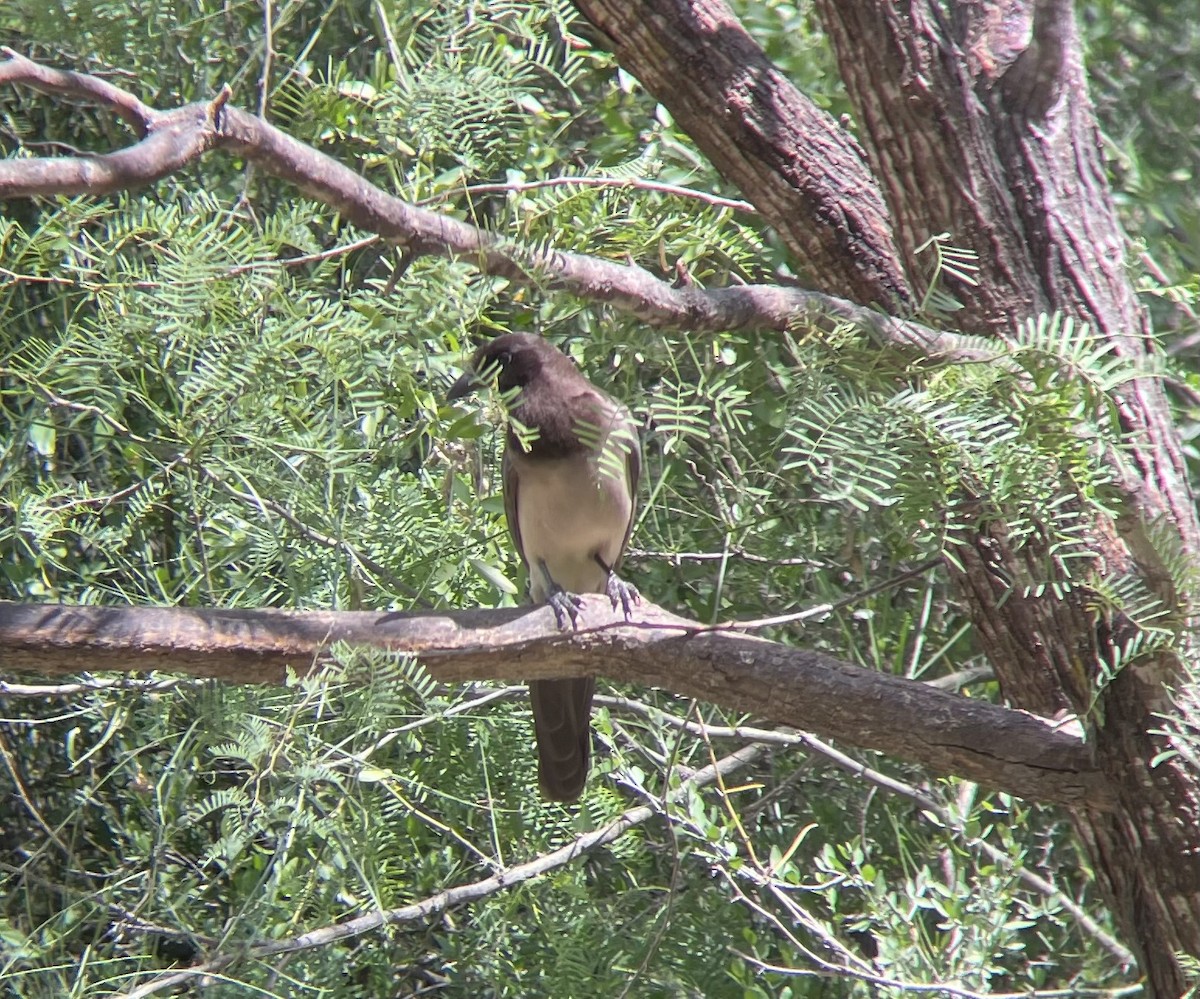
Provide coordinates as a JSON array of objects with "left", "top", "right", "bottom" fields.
[{"left": 0, "top": 600, "right": 1108, "bottom": 808}]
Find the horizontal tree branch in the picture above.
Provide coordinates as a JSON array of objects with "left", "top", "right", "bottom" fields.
[
  {"left": 0, "top": 600, "right": 1108, "bottom": 809},
  {"left": 0, "top": 49, "right": 987, "bottom": 364}
]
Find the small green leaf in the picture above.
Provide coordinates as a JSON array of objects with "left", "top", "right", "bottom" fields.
[
  {"left": 28, "top": 420, "right": 56, "bottom": 456},
  {"left": 471, "top": 558, "right": 518, "bottom": 594}
]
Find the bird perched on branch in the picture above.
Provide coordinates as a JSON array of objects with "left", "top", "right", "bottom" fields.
[{"left": 447, "top": 333, "right": 640, "bottom": 801}]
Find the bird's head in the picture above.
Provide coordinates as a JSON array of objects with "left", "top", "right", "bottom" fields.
[{"left": 446, "top": 333, "right": 553, "bottom": 402}]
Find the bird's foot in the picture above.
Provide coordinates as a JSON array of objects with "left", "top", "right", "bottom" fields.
[
  {"left": 538, "top": 559, "right": 585, "bottom": 630},
  {"left": 605, "top": 572, "right": 640, "bottom": 620},
  {"left": 546, "top": 586, "right": 585, "bottom": 631}
]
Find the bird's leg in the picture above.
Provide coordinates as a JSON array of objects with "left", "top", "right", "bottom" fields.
[
  {"left": 537, "top": 559, "right": 585, "bottom": 630},
  {"left": 593, "top": 554, "right": 640, "bottom": 620}
]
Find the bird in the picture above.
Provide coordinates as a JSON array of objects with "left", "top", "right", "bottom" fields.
[{"left": 447, "top": 333, "right": 640, "bottom": 801}]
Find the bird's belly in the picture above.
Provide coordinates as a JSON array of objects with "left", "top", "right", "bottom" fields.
[{"left": 514, "top": 455, "right": 630, "bottom": 598}]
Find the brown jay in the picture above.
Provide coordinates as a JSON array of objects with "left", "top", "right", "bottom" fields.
[{"left": 447, "top": 333, "right": 640, "bottom": 801}]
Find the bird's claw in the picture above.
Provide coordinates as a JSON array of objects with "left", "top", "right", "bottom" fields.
[
  {"left": 547, "top": 587, "right": 585, "bottom": 630},
  {"left": 606, "top": 573, "right": 640, "bottom": 620}
]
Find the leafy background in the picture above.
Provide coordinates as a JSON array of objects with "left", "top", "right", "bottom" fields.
[{"left": 0, "top": 0, "right": 1195, "bottom": 995}]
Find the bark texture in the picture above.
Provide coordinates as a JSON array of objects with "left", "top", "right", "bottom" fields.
[{"left": 574, "top": 0, "right": 1200, "bottom": 993}]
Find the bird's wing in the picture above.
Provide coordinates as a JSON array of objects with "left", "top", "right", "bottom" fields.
[
  {"left": 501, "top": 443, "right": 527, "bottom": 571},
  {"left": 615, "top": 405, "right": 641, "bottom": 571},
  {"left": 569, "top": 386, "right": 640, "bottom": 572}
]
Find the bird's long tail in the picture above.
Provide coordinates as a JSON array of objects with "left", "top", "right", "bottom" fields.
[{"left": 530, "top": 676, "right": 596, "bottom": 802}]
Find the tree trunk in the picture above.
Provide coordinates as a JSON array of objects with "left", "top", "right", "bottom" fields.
[{"left": 573, "top": 0, "right": 1200, "bottom": 992}]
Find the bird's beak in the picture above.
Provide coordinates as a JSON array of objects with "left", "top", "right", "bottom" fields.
[{"left": 446, "top": 369, "right": 478, "bottom": 402}]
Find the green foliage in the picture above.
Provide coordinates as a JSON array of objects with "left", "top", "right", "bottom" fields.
[
  {"left": 780, "top": 314, "right": 1127, "bottom": 556},
  {"left": 1083, "top": 0, "right": 1200, "bottom": 489},
  {"left": 913, "top": 232, "right": 981, "bottom": 316},
  {"left": 1085, "top": 0, "right": 1200, "bottom": 279},
  {"left": 0, "top": 0, "right": 1162, "bottom": 995}
]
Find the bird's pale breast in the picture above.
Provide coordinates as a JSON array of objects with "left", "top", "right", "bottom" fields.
[{"left": 512, "top": 450, "right": 632, "bottom": 600}]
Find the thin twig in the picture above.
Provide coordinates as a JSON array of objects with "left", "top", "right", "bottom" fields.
[
  {"left": 417, "top": 175, "right": 757, "bottom": 215},
  {"left": 793, "top": 731, "right": 1133, "bottom": 965},
  {"left": 595, "top": 695, "right": 1133, "bottom": 967},
  {"left": 0, "top": 731, "right": 72, "bottom": 855},
  {"left": 111, "top": 743, "right": 766, "bottom": 998},
  {"left": 628, "top": 546, "right": 830, "bottom": 568},
  {"left": 716, "top": 557, "right": 942, "bottom": 632},
  {"left": 734, "top": 950, "right": 1141, "bottom": 998},
  {"left": 0, "top": 675, "right": 190, "bottom": 697},
  {"left": 0, "top": 366, "right": 150, "bottom": 444},
  {"left": 258, "top": 0, "right": 274, "bottom": 120},
  {"left": 224, "top": 233, "right": 382, "bottom": 276},
  {"left": 195, "top": 464, "right": 425, "bottom": 603}
]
